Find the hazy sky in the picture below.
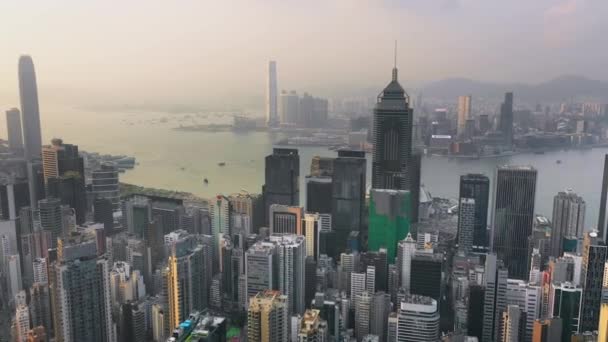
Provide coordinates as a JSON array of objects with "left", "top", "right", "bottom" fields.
[{"left": 0, "top": 0, "right": 606, "bottom": 108}]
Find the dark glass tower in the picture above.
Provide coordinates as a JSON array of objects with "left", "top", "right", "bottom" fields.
[
  {"left": 331, "top": 150, "right": 366, "bottom": 252},
  {"left": 459, "top": 174, "right": 490, "bottom": 253},
  {"left": 598, "top": 154, "right": 608, "bottom": 242},
  {"left": 499, "top": 92, "right": 514, "bottom": 148},
  {"left": 580, "top": 231, "right": 607, "bottom": 332},
  {"left": 18, "top": 55, "right": 43, "bottom": 161},
  {"left": 263, "top": 148, "right": 299, "bottom": 224},
  {"left": 371, "top": 66, "right": 413, "bottom": 190},
  {"left": 492, "top": 166, "right": 537, "bottom": 280}
]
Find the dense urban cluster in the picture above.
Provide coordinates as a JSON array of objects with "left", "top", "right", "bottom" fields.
[{"left": 1, "top": 54, "right": 608, "bottom": 342}]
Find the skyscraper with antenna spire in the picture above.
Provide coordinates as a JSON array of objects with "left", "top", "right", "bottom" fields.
[{"left": 371, "top": 43, "right": 414, "bottom": 191}]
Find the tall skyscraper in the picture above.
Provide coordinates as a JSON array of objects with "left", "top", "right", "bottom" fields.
[
  {"left": 459, "top": 173, "right": 490, "bottom": 252},
  {"left": 551, "top": 189, "right": 585, "bottom": 257},
  {"left": 91, "top": 163, "right": 120, "bottom": 210},
  {"left": 247, "top": 290, "right": 288, "bottom": 342},
  {"left": 599, "top": 304, "right": 608, "bottom": 342},
  {"left": 165, "top": 231, "right": 206, "bottom": 330},
  {"left": 368, "top": 189, "right": 410, "bottom": 261},
  {"left": 41, "top": 139, "right": 83, "bottom": 183},
  {"left": 18, "top": 55, "right": 42, "bottom": 161},
  {"left": 370, "top": 291, "right": 391, "bottom": 341},
  {"left": 501, "top": 305, "right": 525, "bottom": 342},
  {"left": 396, "top": 295, "right": 440, "bottom": 342},
  {"left": 5, "top": 108, "right": 24, "bottom": 155},
  {"left": 532, "top": 318, "right": 562, "bottom": 342},
  {"left": 268, "top": 204, "right": 303, "bottom": 235},
  {"left": 50, "top": 232, "right": 114, "bottom": 342},
  {"left": 266, "top": 61, "right": 278, "bottom": 127},
  {"left": 598, "top": 154, "right": 608, "bottom": 242},
  {"left": 580, "top": 230, "right": 607, "bottom": 332},
  {"left": 38, "top": 198, "right": 63, "bottom": 246},
  {"left": 457, "top": 95, "right": 472, "bottom": 136},
  {"left": 457, "top": 198, "right": 475, "bottom": 254},
  {"left": 263, "top": 148, "right": 299, "bottom": 224},
  {"left": 397, "top": 233, "right": 416, "bottom": 292},
  {"left": 332, "top": 150, "right": 366, "bottom": 252},
  {"left": 372, "top": 62, "right": 413, "bottom": 191},
  {"left": 269, "top": 234, "right": 306, "bottom": 315},
  {"left": 211, "top": 194, "right": 230, "bottom": 273},
  {"left": 245, "top": 241, "right": 277, "bottom": 301},
  {"left": 550, "top": 282, "right": 581, "bottom": 341},
  {"left": 279, "top": 90, "right": 299, "bottom": 124},
  {"left": 492, "top": 165, "right": 537, "bottom": 279},
  {"left": 482, "top": 254, "right": 508, "bottom": 342},
  {"left": 499, "top": 92, "right": 514, "bottom": 148}
]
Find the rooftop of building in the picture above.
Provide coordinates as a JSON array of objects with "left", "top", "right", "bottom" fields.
[{"left": 497, "top": 164, "right": 536, "bottom": 171}]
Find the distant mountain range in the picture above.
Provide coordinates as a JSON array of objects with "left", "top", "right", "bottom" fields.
[{"left": 421, "top": 75, "right": 608, "bottom": 102}]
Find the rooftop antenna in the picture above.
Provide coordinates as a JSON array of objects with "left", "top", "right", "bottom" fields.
[{"left": 392, "top": 40, "right": 398, "bottom": 81}]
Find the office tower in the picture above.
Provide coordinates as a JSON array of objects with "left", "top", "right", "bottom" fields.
[
  {"left": 368, "top": 189, "right": 410, "bottom": 261},
  {"left": 410, "top": 250, "right": 443, "bottom": 301},
  {"left": 18, "top": 55, "right": 42, "bottom": 160},
  {"left": 91, "top": 163, "right": 120, "bottom": 210},
  {"left": 397, "top": 233, "right": 416, "bottom": 291},
  {"left": 50, "top": 232, "right": 114, "bottom": 342},
  {"left": 459, "top": 174, "right": 490, "bottom": 252},
  {"left": 122, "top": 196, "right": 151, "bottom": 238},
  {"left": 551, "top": 190, "right": 585, "bottom": 257},
  {"left": 492, "top": 165, "right": 537, "bottom": 279},
  {"left": 599, "top": 303, "right": 608, "bottom": 342},
  {"left": 269, "top": 234, "right": 306, "bottom": 315},
  {"left": 263, "top": 148, "right": 299, "bottom": 224},
  {"left": 41, "top": 139, "right": 84, "bottom": 183},
  {"left": 210, "top": 194, "right": 230, "bottom": 273},
  {"left": 269, "top": 204, "right": 303, "bottom": 235},
  {"left": 372, "top": 62, "right": 413, "bottom": 191},
  {"left": 305, "top": 174, "right": 333, "bottom": 215},
  {"left": 499, "top": 92, "right": 514, "bottom": 148},
  {"left": 46, "top": 176, "right": 86, "bottom": 225},
  {"left": 501, "top": 305, "right": 525, "bottom": 342},
  {"left": 298, "top": 309, "right": 329, "bottom": 341},
  {"left": 304, "top": 257, "right": 316, "bottom": 309},
  {"left": 355, "top": 291, "right": 372, "bottom": 340},
  {"left": 365, "top": 265, "right": 376, "bottom": 294},
  {"left": 361, "top": 250, "right": 388, "bottom": 292},
  {"left": 458, "top": 198, "right": 475, "bottom": 254},
  {"left": 457, "top": 95, "right": 472, "bottom": 136},
  {"left": 550, "top": 282, "right": 581, "bottom": 341},
  {"left": 229, "top": 191, "right": 263, "bottom": 235},
  {"left": 532, "top": 318, "right": 563, "bottom": 342},
  {"left": 303, "top": 213, "right": 320, "bottom": 259},
  {"left": 6, "top": 108, "right": 24, "bottom": 155},
  {"left": 38, "top": 198, "right": 63, "bottom": 247},
  {"left": 388, "top": 312, "right": 398, "bottom": 342},
  {"left": 8, "top": 254, "right": 23, "bottom": 301},
  {"left": 279, "top": 90, "right": 299, "bottom": 124},
  {"left": 247, "top": 290, "right": 288, "bottom": 342},
  {"left": 370, "top": 292, "right": 391, "bottom": 341},
  {"left": 0, "top": 180, "right": 30, "bottom": 220},
  {"left": 409, "top": 151, "right": 421, "bottom": 224},
  {"left": 396, "top": 295, "right": 440, "bottom": 342},
  {"left": 351, "top": 271, "right": 367, "bottom": 304},
  {"left": 245, "top": 241, "right": 277, "bottom": 301},
  {"left": 332, "top": 150, "right": 366, "bottom": 251},
  {"left": 580, "top": 230, "right": 607, "bottom": 332},
  {"left": 467, "top": 285, "right": 485, "bottom": 340},
  {"left": 93, "top": 198, "right": 113, "bottom": 234},
  {"left": 151, "top": 200, "right": 184, "bottom": 234},
  {"left": 151, "top": 303, "right": 167, "bottom": 342},
  {"left": 506, "top": 279, "right": 541, "bottom": 341},
  {"left": 266, "top": 61, "right": 278, "bottom": 127},
  {"left": 482, "top": 254, "right": 509, "bottom": 342},
  {"left": 598, "top": 155, "right": 608, "bottom": 242},
  {"left": 165, "top": 231, "right": 206, "bottom": 330}
]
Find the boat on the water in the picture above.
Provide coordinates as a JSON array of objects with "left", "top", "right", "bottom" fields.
[
  {"left": 218, "top": 162, "right": 226, "bottom": 167},
  {"left": 203, "top": 178, "right": 209, "bottom": 184}
]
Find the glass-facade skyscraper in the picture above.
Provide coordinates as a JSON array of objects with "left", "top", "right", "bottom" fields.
[
  {"left": 459, "top": 173, "right": 490, "bottom": 253},
  {"left": 18, "top": 55, "right": 42, "bottom": 161}
]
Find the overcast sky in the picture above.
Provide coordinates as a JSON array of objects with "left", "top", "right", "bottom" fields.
[{"left": 0, "top": 0, "right": 606, "bottom": 107}]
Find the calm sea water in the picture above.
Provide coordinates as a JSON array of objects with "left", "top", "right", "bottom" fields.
[{"left": 2, "top": 106, "right": 606, "bottom": 228}]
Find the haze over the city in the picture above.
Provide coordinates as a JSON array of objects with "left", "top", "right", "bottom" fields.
[{"left": 1, "top": 0, "right": 607, "bottom": 108}]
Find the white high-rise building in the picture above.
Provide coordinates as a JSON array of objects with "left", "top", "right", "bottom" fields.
[
  {"left": 397, "top": 233, "right": 416, "bottom": 291},
  {"left": 269, "top": 234, "right": 306, "bottom": 315},
  {"left": 355, "top": 291, "right": 372, "bottom": 340},
  {"left": 351, "top": 272, "right": 367, "bottom": 306},
  {"left": 396, "top": 295, "right": 440, "bottom": 342},
  {"left": 506, "top": 279, "right": 541, "bottom": 341},
  {"left": 8, "top": 254, "right": 23, "bottom": 301},
  {"left": 366, "top": 266, "right": 376, "bottom": 295},
  {"left": 266, "top": 61, "right": 278, "bottom": 127},
  {"left": 32, "top": 257, "right": 48, "bottom": 284},
  {"left": 14, "top": 304, "right": 30, "bottom": 342}
]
